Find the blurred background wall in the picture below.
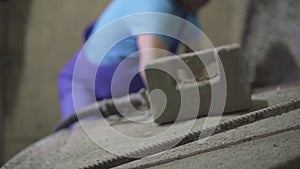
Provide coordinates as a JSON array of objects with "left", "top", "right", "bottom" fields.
[{"left": 2, "top": 0, "right": 246, "bottom": 163}]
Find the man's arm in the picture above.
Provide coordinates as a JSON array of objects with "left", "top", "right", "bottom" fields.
[{"left": 137, "top": 34, "right": 169, "bottom": 85}]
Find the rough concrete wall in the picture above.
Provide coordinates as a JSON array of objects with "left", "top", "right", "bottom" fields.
[
  {"left": 4, "top": 0, "right": 110, "bottom": 161},
  {"left": 3, "top": 0, "right": 246, "bottom": 162},
  {"left": 242, "top": 0, "right": 300, "bottom": 86},
  {"left": 0, "top": 1, "right": 9, "bottom": 165}
]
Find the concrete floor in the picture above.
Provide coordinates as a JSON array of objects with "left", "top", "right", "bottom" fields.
[{"left": 2, "top": 83, "right": 299, "bottom": 169}]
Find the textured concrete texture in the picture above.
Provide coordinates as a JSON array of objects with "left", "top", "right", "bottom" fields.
[
  {"left": 118, "top": 91, "right": 300, "bottom": 168},
  {"left": 242, "top": 0, "right": 300, "bottom": 85},
  {"left": 2, "top": 83, "right": 299, "bottom": 169},
  {"left": 146, "top": 130, "right": 300, "bottom": 169},
  {"left": 145, "top": 45, "right": 251, "bottom": 124},
  {"left": 2, "top": 130, "right": 70, "bottom": 169}
]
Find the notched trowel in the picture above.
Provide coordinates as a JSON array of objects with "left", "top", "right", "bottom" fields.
[{"left": 145, "top": 44, "right": 253, "bottom": 124}]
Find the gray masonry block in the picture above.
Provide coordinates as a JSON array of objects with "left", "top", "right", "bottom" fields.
[{"left": 145, "top": 44, "right": 252, "bottom": 124}]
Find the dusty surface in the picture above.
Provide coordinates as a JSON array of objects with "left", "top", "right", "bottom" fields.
[
  {"left": 147, "top": 130, "right": 300, "bottom": 169},
  {"left": 2, "top": 83, "right": 299, "bottom": 169},
  {"left": 118, "top": 103, "right": 300, "bottom": 168},
  {"left": 145, "top": 45, "right": 252, "bottom": 124},
  {"left": 242, "top": 0, "right": 300, "bottom": 85},
  {"left": 1, "top": 130, "right": 70, "bottom": 169}
]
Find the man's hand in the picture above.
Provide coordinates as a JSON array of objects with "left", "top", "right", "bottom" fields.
[{"left": 137, "top": 34, "right": 169, "bottom": 86}]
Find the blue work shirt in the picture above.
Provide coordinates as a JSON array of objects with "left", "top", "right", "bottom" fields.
[{"left": 87, "top": 0, "right": 200, "bottom": 66}]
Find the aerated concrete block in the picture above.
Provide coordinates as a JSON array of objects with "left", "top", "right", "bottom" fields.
[{"left": 145, "top": 44, "right": 251, "bottom": 124}]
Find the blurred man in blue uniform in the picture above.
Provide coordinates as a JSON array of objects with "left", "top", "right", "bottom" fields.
[{"left": 58, "top": 0, "right": 210, "bottom": 120}]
